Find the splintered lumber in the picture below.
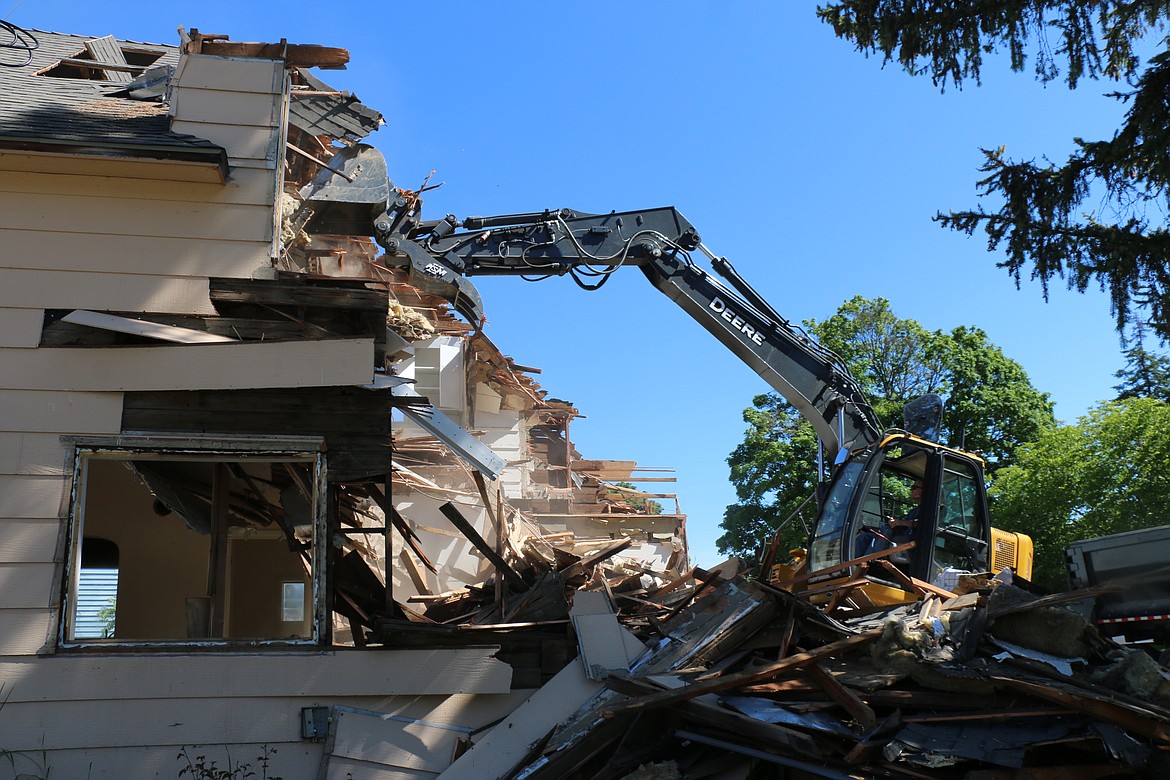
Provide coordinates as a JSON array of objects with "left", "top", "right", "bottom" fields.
[
  {"left": 605, "top": 675, "right": 822, "bottom": 759},
  {"left": 439, "top": 502, "right": 527, "bottom": 591},
  {"left": 558, "top": 537, "right": 633, "bottom": 580},
  {"left": 598, "top": 631, "right": 880, "bottom": 718},
  {"left": 805, "top": 662, "right": 878, "bottom": 732},
  {"left": 991, "top": 676, "right": 1170, "bottom": 744}
]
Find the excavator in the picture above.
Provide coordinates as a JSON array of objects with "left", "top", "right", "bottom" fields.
[{"left": 300, "top": 144, "right": 1034, "bottom": 605}]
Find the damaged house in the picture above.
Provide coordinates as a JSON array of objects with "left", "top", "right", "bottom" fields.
[
  {"left": 5, "top": 23, "right": 1170, "bottom": 780},
  {"left": 0, "top": 25, "right": 686, "bottom": 779}
]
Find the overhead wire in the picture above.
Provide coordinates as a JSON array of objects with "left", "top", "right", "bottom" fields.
[{"left": 0, "top": 19, "right": 36, "bottom": 67}]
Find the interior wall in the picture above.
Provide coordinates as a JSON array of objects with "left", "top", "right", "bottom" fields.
[
  {"left": 81, "top": 459, "right": 208, "bottom": 640},
  {"left": 227, "top": 535, "right": 311, "bottom": 639}
]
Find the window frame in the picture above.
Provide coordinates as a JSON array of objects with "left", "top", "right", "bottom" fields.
[{"left": 57, "top": 434, "right": 328, "bottom": 652}]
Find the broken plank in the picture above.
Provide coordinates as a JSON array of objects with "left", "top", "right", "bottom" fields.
[
  {"left": 605, "top": 675, "right": 821, "bottom": 760},
  {"left": 83, "top": 35, "right": 133, "bottom": 83},
  {"left": 439, "top": 502, "right": 526, "bottom": 591},
  {"left": 805, "top": 663, "right": 877, "bottom": 732},
  {"left": 599, "top": 631, "right": 879, "bottom": 718}
]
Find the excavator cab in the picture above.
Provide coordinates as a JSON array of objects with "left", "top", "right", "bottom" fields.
[{"left": 798, "top": 433, "right": 1033, "bottom": 605}]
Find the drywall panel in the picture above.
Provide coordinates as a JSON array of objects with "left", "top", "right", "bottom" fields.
[
  {"left": 0, "top": 269, "right": 215, "bottom": 314},
  {"left": 0, "top": 307, "right": 43, "bottom": 347},
  {"left": 0, "top": 518, "right": 59, "bottom": 563},
  {"left": 0, "top": 191, "right": 272, "bottom": 243},
  {"left": 0, "top": 648, "right": 513, "bottom": 703},
  {"left": 2, "top": 231, "right": 269, "bottom": 277},
  {"left": 0, "top": 390, "right": 122, "bottom": 434},
  {"left": 0, "top": 166, "right": 273, "bottom": 205},
  {"left": 0, "top": 562, "right": 55, "bottom": 608},
  {"left": 0, "top": 608, "right": 53, "bottom": 655},
  {"left": 0, "top": 475, "right": 67, "bottom": 519},
  {"left": 0, "top": 338, "right": 373, "bottom": 391}
]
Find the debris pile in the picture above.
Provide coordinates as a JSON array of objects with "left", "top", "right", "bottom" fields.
[{"left": 441, "top": 548, "right": 1170, "bottom": 779}]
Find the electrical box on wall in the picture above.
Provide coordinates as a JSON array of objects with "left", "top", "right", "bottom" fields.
[{"left": 301, "top": 705, "right": 330, "bottom": 740}]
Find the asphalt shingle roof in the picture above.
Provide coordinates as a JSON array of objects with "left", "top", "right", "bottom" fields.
[{"left": 0, "top": 28, "right": 225, "bottom": 159}]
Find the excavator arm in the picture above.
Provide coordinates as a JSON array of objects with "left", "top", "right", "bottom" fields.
[
  {"left": 297, "top": 145, "right": 881, "bottom": 460},
  {"left": 392, "top": 206, "right": 880, "bottom": 459}
]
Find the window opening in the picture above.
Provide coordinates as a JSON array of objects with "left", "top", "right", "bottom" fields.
[
  {"left": 63, "top": 450, "right": 322, "bottom": 646},
  {"left": 933, "top": 458, "right": 989, "bottom": 577},
  {"left": 73, "top": 538, "right": 119, "bottom": 639}
]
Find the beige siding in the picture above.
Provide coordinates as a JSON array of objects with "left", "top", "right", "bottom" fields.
[
  {"left": 0, "top": 149, "right": 224, "bottom": 182},
  {"left": 0, "top": 307, "right": 43, "bottom": 347},
  {"left": 0, "top": 518, "right": 59, "bottom": 562},
  {"left": 0, "top": 609, "right": 54, "bottom": 654},
  {"left": 0, "top": 475, "right": 68, "bottom": 519},
  {"left": 0, "top": 269, "right": 216, "bottom": 314},
  {"left": 0, "top": 561, "right": 55, "bottom": 608},
  {"left": 0, "top": 165, "right": 273, "bottom": 205},
  {"left": 0, "top": 389, "right": 123, "bottom": 433},
  {"left": 0, "top": 338, "right": 374, "bottom": 392},
  {"left": 0, "top": 191, "right": 272, "bottom": 243},
  {"left": 170, "top": 54, "right": 285, "bottom": 170},
  {"left": 0, "top": 432, "right": 69, "bottom": 475},
  {"left": 0, "top": 650, "right": 512, "bottom": 704}
]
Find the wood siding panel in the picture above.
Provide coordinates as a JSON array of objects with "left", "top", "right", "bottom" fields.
[
  {"left": 0, "top": 390, "right": 122, "bottom": 434},
  {"left": 0, "top": 562, "right": 56, "bottom": 608},
  {"left": 0, "top": 432, "right": 68, "bottom": 477},
  {"left": 1, "top": 231, "right": 268, "bottom": 278},
  {"left": 170, "top": 120, "right": 278, "bottom": 163},
  {"left": 0, "top": 608, "right": 54, "bottom": 655},
  {"left": 0, "top": 518, "right": 60, "bottom": 563},
  {"left": 173, "top": 87, "right": 281, "bottom": 128},
  {"left": 0, "top": 166, "right": 274, "bottom": 205},
  {"left": 0, "top": 339, "right": 373, "bottom": 392},
  {"left": 0, "top": 191, "right": 272, "bottom": 242},
  {"left": 0, "top": 475, "right": 68, "bottom": 519},
  {"left": 0, "top": 269, "right": 215, "bottom": 314},
  {"left": 0, "top": 649, "right": 512, "bottom": 703},
  {"left": 0, "top": 744, "right": 321, "bottom": 780},
  {"left": 0, "top": 307, "right": 43, "bottom": 347},
  {"left": 174, "top": 54, "right": 283, "bottom": 95}
]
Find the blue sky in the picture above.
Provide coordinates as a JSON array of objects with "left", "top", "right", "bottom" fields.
[{"left": 10, "top": 2, "right": 1139, "bottom": 566}]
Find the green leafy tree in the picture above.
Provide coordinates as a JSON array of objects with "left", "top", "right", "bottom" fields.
[
  {"left": 818, "top": 2, "right": 1170, "bottom": 339},
  {"left": 718, "top": 297, "right": 1053, "bottom": 559},
  {"left": 718, "top": 394, "right": 819, "bottom": 559},
  {"left": 991, "top": 397, "right": 1170, "bottom": 589}
]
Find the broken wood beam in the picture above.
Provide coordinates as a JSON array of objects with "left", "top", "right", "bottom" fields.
[
  {"left": 439, "top": 502, "right": 527, "bottom": 591},
  {"left": 599, "top": 631, "right": 879, "bottom": 718},
  {"left": 557, "top": 537, "right": 633, "bottom": 581},
  {"left": 804, "top": 662, "right": 878, "bottom": 732}
]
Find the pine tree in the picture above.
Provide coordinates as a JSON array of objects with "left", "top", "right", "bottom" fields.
[
  {"left": 1114, "top": 322, "right": 1170, "bottom": 400},
  {"left": 818, "top": 2, "right": 1170, "bottom": 339}
]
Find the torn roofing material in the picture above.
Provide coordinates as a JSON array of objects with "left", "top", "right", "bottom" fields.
[
  {"left": 0, "top": 29, "right": 226, "bottom": 171},
  {"left": 290, "top": 68, "right": 383, "bottom": 142}
]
